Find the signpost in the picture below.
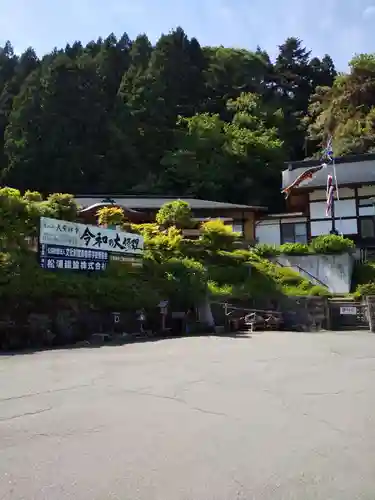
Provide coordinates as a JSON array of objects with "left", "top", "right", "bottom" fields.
[
  {"left": 39, "top": 217, "right": 144, "bottom": 272},
  {"left": 158, "top": 300, "right": 169, "bottom": 331}
]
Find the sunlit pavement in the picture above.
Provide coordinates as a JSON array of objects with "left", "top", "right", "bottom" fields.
[{"left": 1, "top": 331, "right": 375, "bottom": 500}]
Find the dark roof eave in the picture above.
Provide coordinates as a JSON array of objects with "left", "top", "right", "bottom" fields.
[
  {"left": 78, "top": 202, "right": 146, "bottom": 217},
  {"left": 284, "top": 152, "right": 375, "bottom": 171},
  {"left": 76, "top": 197, "right": 267, "bottom": 212}
]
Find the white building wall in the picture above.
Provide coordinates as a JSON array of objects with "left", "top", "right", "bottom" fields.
[{"left": 358, "top": 185, "right": 375, "bottom": 196}]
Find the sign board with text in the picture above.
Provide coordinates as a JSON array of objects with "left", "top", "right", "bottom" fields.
[
  {"left": 39, "top": 243, "right": 108, "bottom": 272},
  {"left": 39, "top": 217, "right": 143, "bottom": 272},
  {"left": 39, "top": 217, "right": 143, "bottom": 255},
  {"left": 340, "top": 306, "right": 357, "bottom": 315}
]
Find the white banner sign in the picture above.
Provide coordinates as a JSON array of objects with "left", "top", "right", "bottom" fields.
[
  {"left": 39, "top": 217, "right": 143, "bottom": 255},
  {"left": 340, "top": 306, "right": 357, "bottom": 315}
]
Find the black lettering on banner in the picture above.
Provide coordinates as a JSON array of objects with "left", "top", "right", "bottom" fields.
[
  {"left": 109, "top": 233, "right": 125, "bottom": 250},
  {"left": 80, "top": 227, "right": 95, "bottom": 246},
  {"left": 93, "top": 233, "right": 102, "bottom": 247},
  {"left": 122, "top": 237, "right": 140, "bottom": 251},
  {"left": 131, "top": 238, "right": 139, "bottom": 250},
  {"left": 93, "top": 232, "right": 109, "bottom": 247},
  {"left": 122, "top": 237, "right": 130, "bottom": 249}
]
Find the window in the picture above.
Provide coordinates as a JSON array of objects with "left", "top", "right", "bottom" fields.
[
  {"left": 358, "top": 198, "right": 375, "bottom": 217},
  {"left": 281, "top": 222, "right": 307, "bottom": 244},
  {"left": 359, "top": 197, "right": 375, "bottom": 207},
  {"left": 360, "top": 217, "right": 375, "bottom": 239},
  {"left": 232, "top": 220, "right": 244, "bottom": 235}
]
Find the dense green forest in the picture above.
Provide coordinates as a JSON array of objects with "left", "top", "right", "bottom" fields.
[{"left": 0, "top": 28, "right": 373, "bottom": 211}]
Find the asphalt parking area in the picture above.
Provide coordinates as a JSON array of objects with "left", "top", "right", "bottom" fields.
[{"left": 1, "top": 331, "right": 375, "bottom": 500}]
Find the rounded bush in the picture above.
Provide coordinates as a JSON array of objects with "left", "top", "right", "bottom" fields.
[{"left": 310, "top": 235, "right": 354, "bottom": 254}]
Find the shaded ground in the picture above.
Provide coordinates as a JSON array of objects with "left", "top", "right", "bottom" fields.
[{"left": 1, "top": 331, "right": 375, "bottom": 500}]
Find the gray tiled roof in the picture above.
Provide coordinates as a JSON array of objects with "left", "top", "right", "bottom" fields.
[
  {"left": 75, "top": 196, "right": 266, "bottom": 211},
  {"left": 282, "top": 158, "right": 375, "bottom": 190}
]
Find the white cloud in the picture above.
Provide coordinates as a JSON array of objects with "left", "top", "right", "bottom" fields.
[{"left": 363, "top": 5, "right": 375, "bottom": 18}]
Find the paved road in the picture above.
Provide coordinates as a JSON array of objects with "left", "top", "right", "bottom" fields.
[{"left": 1, "top": 332, "right": 375, "bottom": 500}]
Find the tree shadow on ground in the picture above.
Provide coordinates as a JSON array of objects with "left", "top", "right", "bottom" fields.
[{"left": 0, "top": 331, "right": 254, "bottom": 356}]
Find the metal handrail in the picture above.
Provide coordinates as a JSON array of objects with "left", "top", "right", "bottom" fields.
[{"left": 275, "top": 259, "right": 329, "bottom": 289}]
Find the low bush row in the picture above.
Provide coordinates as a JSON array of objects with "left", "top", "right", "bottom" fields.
[{"left": 254, "top": 234, "right": 355, "bottom": 257}]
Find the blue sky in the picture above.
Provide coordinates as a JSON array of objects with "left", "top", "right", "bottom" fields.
[{"left": 1, "top": 0, "right": 374, "bottom": 70}]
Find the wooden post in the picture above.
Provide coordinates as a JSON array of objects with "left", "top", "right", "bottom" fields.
[
  {"left": 326, "top": 298, "right": 332, "bottom": 331},
  {"left": 367, "top": 296, "right": 375, "bottom": 333}
]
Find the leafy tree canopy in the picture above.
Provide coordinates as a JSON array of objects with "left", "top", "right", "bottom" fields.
[{"left": 0, "top": 32, "right": 367, "bottom": 211}]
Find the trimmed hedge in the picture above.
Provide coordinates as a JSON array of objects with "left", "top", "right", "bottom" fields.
[
  {"left": 279, "top": 243, "right": 310, "bottom": 255},
  {"left": 255, "top": 234, "right": 355, "bottom": 256}
]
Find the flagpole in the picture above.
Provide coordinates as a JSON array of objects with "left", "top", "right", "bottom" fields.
[
  {"left": 325, "top": 136, "right": 338, "bottom": 235},
  {"left": 331, "top": 156, "right": 339, "bottom": 235},
  {"left": 332, "top": 156, "right": 339, "bottom": 201},
  {"left": 330, "top": 187, "right": 338, "bottom": 235}
]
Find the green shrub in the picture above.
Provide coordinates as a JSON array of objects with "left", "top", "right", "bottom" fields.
[
  {"left": 309, "top": 285, "right": 332, "bottom": 297},
  {"left": 146, "top": 227, "right": 183, "bottom": 261},
  {"left": 177, "top": 238, "right": 208, "bottom": 261},
  {"left": 231, "top": 249, "right": 254, "bottom": 261},
  {"left": 310, "top": 235, "right": 355, "bottom": 254},
  {"left": 156, "top": 200, "right": 193, "bottom": 228},
  {"left": 352, "top": 261, "right": 375, "bottom": 290},
  {"left": 199, "top": 220, "right": 239, "bottom": 251},
  {"left": 208, "top": 281, "right": 233, "bottom": 299},
  {"left": 45, "top": 193, "right": 78, "bottom": 221},
  {"left": 23, "top": 190, "right": 43, "bottom": 203},
  {"left": 253, "top": 243, "right": 280, "bottom": 257},
  {"left": 274, "top": 266, "right": 308, "bottom": 286},
  {"left": 131, "top": 223, "right": 160, "bottom": 239},
  {"left": 96, "top": 206, "right": 125, "bottom": 227},
  {"left": 207, "top": 249, "right": 248, "bottom": 266},
  {"left": 356, "top": 282, "right": 375, "bottom": 297},
  {"left": 235, "top": 264, "right": 281, "bottom": 298},
  {"left": 160, "top": 258, "right": 208, "bottom": 307},
  {"left": 10, "top": 251, "right": 156, "bottom": 305},
  {"left": 279, "top": 242, "right": 310, "bottom": 255},
  {"left": 207, "top": 263, "right": 250, "bottom": 285}
]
